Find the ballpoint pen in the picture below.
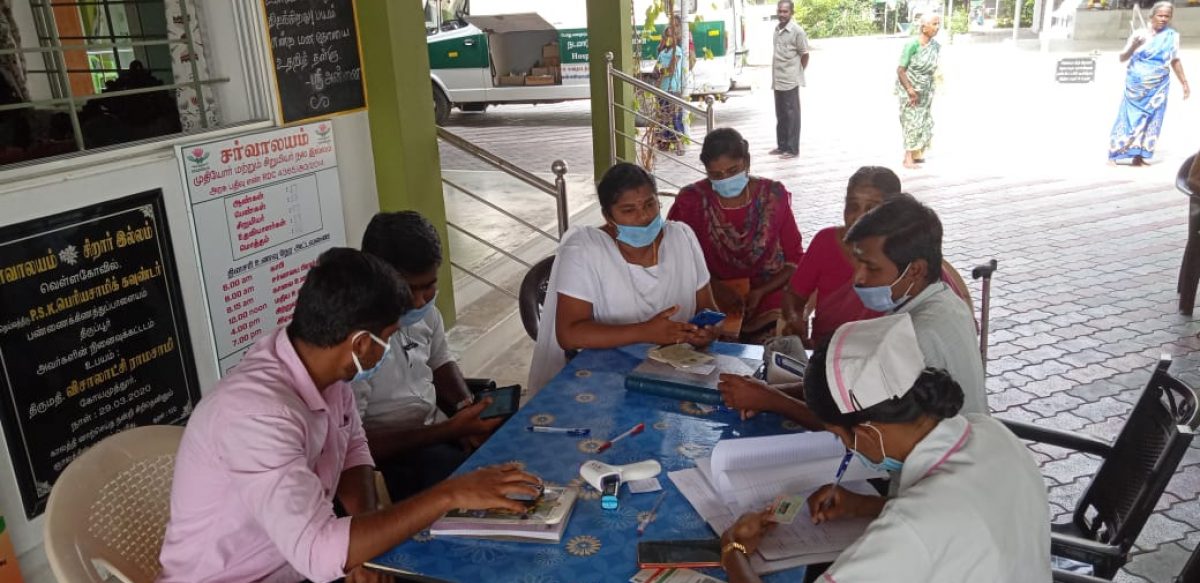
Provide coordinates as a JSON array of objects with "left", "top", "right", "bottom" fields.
[
  {"left": 526, "top": 426, "right": 590, "bottom": 436},
  {"left": 820, "top": 449, "right": 855, "bottom": 511},
  {"left": 598, "top": 422, "right": 645, "bottom": 452},
  {"left": 637, "top": 491, "right": 668, "bottom": 536}
]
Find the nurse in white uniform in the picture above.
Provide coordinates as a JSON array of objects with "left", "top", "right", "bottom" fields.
[
  {"left": 528, "top": 162, "right": 719, "bottom": 391},
  {"left": 720, "top": 313, "right": 1051, "bottom": 583}
]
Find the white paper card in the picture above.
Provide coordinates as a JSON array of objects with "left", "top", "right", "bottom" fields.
[{"left": 628, "top": 477, "right": 663, "bottom": 493}]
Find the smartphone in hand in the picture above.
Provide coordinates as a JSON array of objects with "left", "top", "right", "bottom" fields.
[
  {"left": 688, "top": 309, "right": 727, "bottom": 328},
  {"left": 476, "top": 385, "right": 520, "bottom": 420}
]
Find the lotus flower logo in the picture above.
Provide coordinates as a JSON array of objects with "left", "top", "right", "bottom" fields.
[
  {"left": 316, "top": 124, "right": 331, "bottom": 138},
  {"left": 187, "top": 148, "right": 210, "bottom": 165}
]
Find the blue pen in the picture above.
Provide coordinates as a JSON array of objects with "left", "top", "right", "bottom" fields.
[
  {"left": 526, "top": 426, "right": 590, "bottom": 436},
  {"left": 820, "top": 450, "right": 855, "bottom": 511}
]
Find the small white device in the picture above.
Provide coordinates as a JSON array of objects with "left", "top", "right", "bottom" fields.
[{"left": 579, "top": 459, "right": 662, "bottom": 492}]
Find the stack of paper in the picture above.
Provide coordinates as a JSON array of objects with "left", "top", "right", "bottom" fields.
[
  {"left": 668, "top": 432, "right": 885, "bottom": 572},
  {"left": 709, "top": 433, "right": 883, "bottom": 512}
]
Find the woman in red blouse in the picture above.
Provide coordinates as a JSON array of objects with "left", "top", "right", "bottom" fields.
[
  {"left": 782, "top": 167, "right": 901, "bottom": 348},
  {"left": 667, "top": 128, "right": 804, "bottom": 342}
]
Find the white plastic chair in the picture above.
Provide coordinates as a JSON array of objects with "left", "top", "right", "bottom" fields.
[{"left": 44, "top": 425, "right": 184, "bottom": 583}]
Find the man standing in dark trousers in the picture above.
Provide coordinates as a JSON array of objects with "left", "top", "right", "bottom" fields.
[{"left": 771, "top": 1, "right": 809, "bottom": 159}]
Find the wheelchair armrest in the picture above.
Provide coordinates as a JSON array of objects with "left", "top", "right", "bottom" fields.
[
  {"left": 1001, "top": 419, "right": 1113, "bottom": 458},
  {"left": 1051, "top": 533, "right": 1128, "bottom": 579},
  {"left": 1052, "top": 570, "right": 1104, "bottom": 583},
  {"left": 465, "top": 378, "right": 497, "bottom": 396}
]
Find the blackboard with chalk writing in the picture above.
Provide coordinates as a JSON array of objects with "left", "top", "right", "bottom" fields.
[
  {"left": 1056, "top": 57, "right": 1097, "bottom": 84},
  {"left": 0, "top": 190, "right": 200, "bottom": 518},
  {"left": 262, "top": 0, "right": 367, "bottom": 124}
]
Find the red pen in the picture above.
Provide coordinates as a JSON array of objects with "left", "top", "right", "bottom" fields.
[{"left": 597, "top": 422, "right": 645, "bottom": 453}]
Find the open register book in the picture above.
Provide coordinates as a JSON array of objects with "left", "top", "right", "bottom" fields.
[
  {"left": 428, "top": 486, "right": 578, "bottom": 543},
  {"left": 669, "top": 432, "right": 885, "bottom": 572}
]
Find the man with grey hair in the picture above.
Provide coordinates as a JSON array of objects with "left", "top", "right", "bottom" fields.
[{"left": 771, "top": 0, "right": 809, "bottom": 159}]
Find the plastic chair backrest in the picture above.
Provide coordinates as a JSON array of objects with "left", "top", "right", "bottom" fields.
[
  {"left": 44, "top": 425, "right": 184, "bottom": 583},
  {"left": 518, "top": 255, "right": 555, "bottom": 341},
  {"left": 1178, "top": 154, "right": 1197, "bottom": 197},
  {"left": 1070, "top": 358, "right": 1197, "bottom": 551}
]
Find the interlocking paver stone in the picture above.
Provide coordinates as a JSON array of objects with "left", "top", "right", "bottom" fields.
[
  {"left": 1025, "top": 394, "right": 1088, "bottom": 419},
  {"left": 1060, "top": 363, "right": 1122, "bottom": 386},
  {"left": 1124, "top": 541, "right": 1194, "bottom": 581},
  {"left": 1071, "top": 397, "right": 1133, "bottom": 424},
  {"left": 1040, "top": 453, "right": 1102, "bottom": 489}
]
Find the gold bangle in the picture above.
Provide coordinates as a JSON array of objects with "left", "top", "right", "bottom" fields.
[{"left": 722, "top": 541, "right": 749, "bottom": 557}]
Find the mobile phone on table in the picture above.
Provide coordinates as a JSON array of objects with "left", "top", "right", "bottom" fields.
[
  {"left": 688, "top": 309, "right": 727, "bottom": 328},
  {"left": 476, "top": 384, "right": 520, "bottom": 420},
  {"left": 636, "top": 539, "right": 723, "bottom": 569}
]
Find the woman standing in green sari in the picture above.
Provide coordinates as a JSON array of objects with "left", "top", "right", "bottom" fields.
[{"left": 897, "top": 14, "right": 941, "bottom": 169}]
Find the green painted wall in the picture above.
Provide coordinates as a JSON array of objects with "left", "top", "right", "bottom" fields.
[
  {"left": 357, "top": 2, "right": 457, "bottom": 325},
  {"left": 587, "top": 0, "right": 635, "bottom": 183}
]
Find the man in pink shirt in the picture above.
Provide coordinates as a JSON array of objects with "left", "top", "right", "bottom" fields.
[{"left": 158, "top": 248, "right": 542, "bottom": 583}]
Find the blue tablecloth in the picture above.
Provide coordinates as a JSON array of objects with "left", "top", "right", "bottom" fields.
[{"left": 369, "top": 343, "right": 807, "bottom": 582}]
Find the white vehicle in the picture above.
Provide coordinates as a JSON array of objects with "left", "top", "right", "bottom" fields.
[{"left": 424, "top": 0, "right": 748, "bottom": 125}]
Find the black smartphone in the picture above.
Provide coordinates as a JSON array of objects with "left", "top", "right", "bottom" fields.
[
  {"left": 636, "top": 539, "right": 723, "bottom": 569},
  {"left": 477, "top": 385, "right": 520, "bottom": 420}
]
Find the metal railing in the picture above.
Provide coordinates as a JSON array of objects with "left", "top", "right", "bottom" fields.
[
  {"left": 436, "top": 126, "right": 569, "bottom": 299},
  {"left": 604, "top": 51, "right": 715, "bottom": 194}
]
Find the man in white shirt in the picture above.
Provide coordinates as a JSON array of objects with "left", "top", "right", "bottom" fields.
[
  {"left": 357, "top": 211, "right": 502, "bottom": 500},
  {"left": 843, "top": 193, "right": 988, "bottom": 415},
  {"left": 771, "top": 1, "right": 810, "bottom": 159}
]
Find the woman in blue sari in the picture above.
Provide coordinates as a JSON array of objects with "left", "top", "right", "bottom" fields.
[{"left": 1108, "top": 1, "right": 1190, "bottom": 166}]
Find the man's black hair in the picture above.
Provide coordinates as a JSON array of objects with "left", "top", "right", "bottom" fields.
[
  {"left": 597, "top": 162, "right": 657, "bottom": 217},
  {"left": 361, "top": 211, "right": 443, "bottom": 276},
  {"left": 287, "top": 247, "right": 411, "bottom": 347},
  {"left": 844, "top": 193, "right": 943, "bottom": 284}
]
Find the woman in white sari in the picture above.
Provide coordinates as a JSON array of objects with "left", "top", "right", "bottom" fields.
[{"left": 528, "top": 163, "right": 720, "bottom": 391}]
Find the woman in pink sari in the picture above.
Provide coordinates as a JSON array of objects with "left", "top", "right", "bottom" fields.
[
  {"left": 668, "top": 128, "right": 804, "bottom": 342},
  {"left": 783, "top": 167, "right": 901, "bottom": 348}
]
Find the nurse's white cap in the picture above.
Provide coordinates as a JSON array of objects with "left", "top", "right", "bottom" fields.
[{"left": 826, "top": 313, "right": 926, "bottom": 413}]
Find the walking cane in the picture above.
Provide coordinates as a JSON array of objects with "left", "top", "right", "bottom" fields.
[{"left": 971, "top": 259, "right": 999, "bottom": 365}]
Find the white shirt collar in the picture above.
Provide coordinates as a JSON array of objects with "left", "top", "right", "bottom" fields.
[{"left": 897, "top": 415, "right": 972, "bottom": 493}]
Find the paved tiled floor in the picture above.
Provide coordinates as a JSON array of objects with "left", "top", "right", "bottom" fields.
[{"left": 440, "top": 37, "right": 1200, "bottom": 580}]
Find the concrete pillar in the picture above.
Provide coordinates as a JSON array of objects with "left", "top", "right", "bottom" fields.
[
  {"left": 587, "top": 0, "right": 636, "bottom": 182},
  {"left": 357, "top": 2, "right": 457, "bottom": 324}
]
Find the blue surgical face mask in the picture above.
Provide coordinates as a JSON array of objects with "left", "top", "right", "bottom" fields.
[
  {"left": 852, "top": 423, "right": 904, "bottom": 473},
  {"left": 400, "top": 291, "right": 438, "bottom": 327},
  {"left": 615, "top": 214, "right": 665, "bottom": 248},
  {"left": 351, "top": 331, "right": 392, "bottom": 382},
  {"left": 853, "top": 263, "right": 914, "bottom": 313},
  {"left": 711, "top": 173, "right": 749, "bottom": 198}
]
